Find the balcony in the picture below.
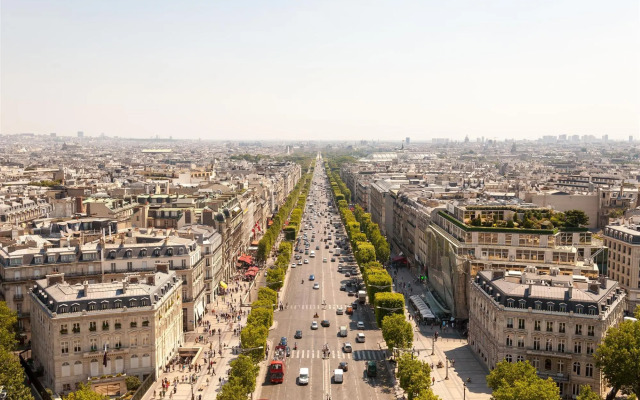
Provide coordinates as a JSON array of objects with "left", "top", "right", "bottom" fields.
[
  {"left": 130, "top": 322, "right": 137, "bottom": 328},
  {"left": 89, "top": 326, "right": 97, "bottom": 332},
  {"left": 142, "top": 321, "right": 149, "bottom": 327},
  {"left": 60, "top": 329, "right": 68, "bottom": 335},
  {"left": 537, "top": 372, "right": 570, "bottom": 382},
  {"left": 14, "top": 294, "right": 24, "bottom": 301},
  {"left": 72, "top": 327, "right": 81, "bottom": 334},
  {"left": 102, "top": 324, "right": 109, "bottom": 331},
  {"left": 114, "top": 323, "right": 121, "bottom": 329}
]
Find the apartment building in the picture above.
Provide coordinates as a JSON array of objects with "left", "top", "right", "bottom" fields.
[
  {"left": 29, "top": 267, "right": 183, "bottom": 396},
  {"left": 469, "top": 268, "right": 626, "bottom": 399},
  {"left": 603, "top": 224, "right": 640, "bottom": 313},
  {"left": 0, "top": 196, "right": 52, "bottom": 224}
]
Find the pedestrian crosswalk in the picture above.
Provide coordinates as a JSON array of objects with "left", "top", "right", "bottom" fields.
[
  {"left": 287, "top": 349, "right": 387, "bottom": 361},
  {"left": 288, "top": 304, "right": 354, "bottom": 310}
]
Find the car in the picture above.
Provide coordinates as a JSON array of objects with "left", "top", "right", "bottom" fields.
[
  {"left": 338, "top": 361, "right": 349, "bottom": 372},
  {"left": 331, "top": 257, "right": 336, "bottom": 261},
  {"left": 340, "top": 285, "right": 346, "bottom": 291},
  {"left": 323, "top": 258, "right": 327, "bottom": 263},
  {"left": 311, "top": 321, "right": 318, "bottom": 330},
  {"left": 313, "top": 283, "right": 320, "bottom": 290},
  {"left": 315, "top": 245, "right": 320, "bottom": 250},
  {"left": 286, "top": 346, "right": 291, "bottom": 357},
  {"left": 336, "top": 306, "right": 344, "bottom": 315},
  {"left": 348, "top": 291, "right": 356, "bottom": 297},
  {"left": 356, "top": 333, "right": 366, "bottom": 343},
  {"left": 280, "top": 337, "right": 288, "bottom": 346},
  {"left": 298, "top": 260, "right": 302, "bottom": 265},
  {"left": 309, "top": 274, "right": 315, "bottom": 281},
  {"left": 295, "top": 330, "right": 303, "bottom": 339},
  {"left": 321, "top": 320, "right": 331, "bottom": 327},
  {"left": 357, "top": 321, "right": 365, "bottom": 330},
  {"left": 292, "top": 263, "right": 297, "bottom": 268},
  {"left": 346, "top": 306, "right": 353, "bottom": 315},
  {"left": 345, "top": 272, "right": 351, "bottom": 277},
  {"left": 325, "top": 244, "right": 329, "bottom": 249},
  {"left": 304, "top": 259, "right": 309, "bottom": 264},
  {"left": 342, "top": 342, "right": 353, "bottom": 353}
]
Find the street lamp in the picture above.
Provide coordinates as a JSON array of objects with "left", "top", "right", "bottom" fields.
[
  {"left": 463, "top": 382, "right": 466, "bottom": 400},
  {"left": 445, "top": 358, "right": 449, "bottom": 380}
]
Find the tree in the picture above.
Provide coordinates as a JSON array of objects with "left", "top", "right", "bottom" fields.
[
  {"left": 355, "top": 242, "right": 376, "bottom": 265},
  {"left": 0, "top": 302, "right": 32, "bottom": 400},
  {"left": 564, "top": 209, "right": 589, "bottom": 227},
  {"left": 246, "top": 306, "right": 273, "bottom": 329},
  {"left": 216, "top": 378, "right": 248, "bottom": 400},
  {"left": 576, "top": 385, "right": 601, "bottom": 400},
  {"left": 487, "top": 361, "right": 560, "bottom": 400},
  {"left": 240, "top": 324, "right": 268, "bottom": 363},
  {"left": 0, "top": 301, "right": 18, "bottom": 350},
  {"left": 125, "top": 375, "right": 142, "bottom": 391},
  {"left": 397, "top": 353, "right": 432, "bottom": 400},
  {"left": 266, "top": 268, "right": 285, "bottom": 291},
  {"left": 594, "top": 308, "right": 640, "bottom": 399},
  {"left": 64, "top": 384, "right": 108, "bottom": 400},
  {"left": 257, "top": 287, "right": 278, "bottom": 306},
  {"left": 486, "top": 360, "right": 539, "bottom": 391},
  {"left": 415, "top": 390, "right": 441, "bottom": 400},
  {"left": 366, "top": 272, "right": 393, "bottom": 304},
  {"left": 382, "top": 314, "right": 413, "bottom": 353},
  {"left": 491, "top": 377, "right": 560, "bottom": 400},
  {"left": 374, "top": 292, "right": 405, "bottom": 326},
  {"left": 229, "top": 355, "right": 259, "bottom": 395}
]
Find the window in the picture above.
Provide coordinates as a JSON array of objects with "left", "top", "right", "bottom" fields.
[
  {"left": 532, "top": 358, "right": 539, "bottom": 369},
  {"left": 71, "top": 304, "right": 79, "bottom": 313},
  {"left": 506, "top": 335, "right": 513, "bottom": 347},
  {"left": 587, "top": 325, "right": 595, "bottom": 336},
  {"left": 547, "top": 302, "right": 554, "bottom": 311},
  {"left": 588, "top": 306, "right": 597, "bottom": 315},
  {"left": 544, "top": 359, "right": 552, "bottom": 370},
  {"left": 89, "top": 321, "right": 96, "bottom": 331},
  {"left": 60, "top": 324, "right": 68, "bottom": 334},
  {"left": 518, "top": 299, "right": 527, "bottom": 309},
  {"left": 140, "top": 249, "right": 147, "bottom": 257},
  {"left": 507, "top": 299, "right": 515, "bottom": 308},
  {"left": 585, "top": 363, "right": 594, "bottom": 377},
  {"left": 575, "top": 324, "right": 583, "bottom": 335},
  {"left": 535, "top": 301, "right": 542, "bottom": 310},
  {"left": 534, "top": 320, "right": 541, "bottom": 331},
  {"left": 505, "top": 354, "right": 513, "bottom": 363},
  {"left": 73, "top": 340, "right": 81, "bottom": 353},
  {"left": 559, "top": 303, "right": 567, "bottom": 312},
  {"left": 517, "top": 355, "right": 525, "bottom": 362},
  {"left": 557, "top": 339, "right": 565, "bottom": 353},
  {"left": 573, "top": 362, "right": 581, "bottom": 375},
  {"left": 88, "top": 302, "right": 96, "bottom": 311},
  {"left": 130, "top": 335, "right": 138, "bottom": 348},
  {"left": 545, "top": 338, "right": 553, "bottom": 351},
  {"left": 90, "top": 338, "right": 97, "bottom": 351},
  {"left": 518, "top": 319, "right": 525, "bottom": 329},
  {"left": 546, "top": 321, "right": 553, "bottom": 332},
  {"left": 558, "top": 322, "right": 566, "bottom": 333},
  {"left": 102, "top": 302, "right": 109, "bottom": 310},
  {"left": 517, "top": 336, "right": 525, "bottom": 348},
  {"left": 586, "top": 342, "right": 594, "bottom": 355},
  {"left": 576, "top": 304, "right": 584, "bottom": 314},
  {"left": 129, "top": 299, "right": 137, "bottom": 308},
  {"left": 533, "top": 337, "right": 540, "bottom": 350},
  {"left": 115, "top": 300, "right": 122, "bottom": 309},
  {"left": 142, "top": 334, "right": 149, "bottom": 346},
  {"left": 127, "top": 262, "right": 133, "bottom": 271},
  {"left": 167, "top": 248, "right": 173, "bottom": 256},
  {"left": 574, "top": 341, "right": 582, "bottom": 354},
  {"left": 72, "top": 323, "right": 80, "bottom": 333},
  {"left": 61, "top": 341, "right": 69, "bottom": 354},
  {"left": 126, "top": 250, "right": 132, "bottom": 258},
  {"left": 111, "top": 262, "right": 116, "bottom": 272},
  {"left": 558, "top": 360, "right": 564, "bottom": 374},
  {"left": 141, "top": 299, "right": 148, "bottom": 307}
]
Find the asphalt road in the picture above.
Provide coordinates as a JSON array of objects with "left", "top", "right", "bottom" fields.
[{"left": 258, "top": 159, "right": 395, "bottom": 400}]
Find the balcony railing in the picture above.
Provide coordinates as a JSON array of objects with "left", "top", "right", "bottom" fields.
[
  {"left": 89, "top": 326, "right": 97, "bottom": 332},
  {"left": 537, "top": 372, "right": 570, "bottom": 382},
  {"left": 115, "top": 323, "right": 121, "bottom": 329}
]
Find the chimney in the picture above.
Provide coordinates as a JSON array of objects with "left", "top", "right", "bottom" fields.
[
  {"left": 147, "top": 275, "right": 156, "bottom": 286},
  {"left": 567, "top": 286, "right": 573, "bottom": 299},
  {"left": 156, "top": 263, "right": 169, "bottom": 274},
  {"left": 599, "top": 276, "right": 608, "bottom": 289},
  {"left": 528, "top": 282, "right": 533, "bottom": 296},
  {"left": 75, "top": 196, "right": 85, "bottom": 214},
  {"left": 122, "top": 280, "right": 128, "bottom": 294},
  {"left": 83, "top": 280, "right": 89, "bottom": 296}
]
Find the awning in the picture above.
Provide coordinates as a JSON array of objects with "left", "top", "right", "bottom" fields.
[
  {"left": 392, "top": 256, "right": 407, "bottom": 262},
  {"left": 244, "top": 271, "right": 257, "bottom": 277},
  {"left": 247, "top": 266, "right": 259, "bottom": 272},
  {"left": 219, "top": 281, "right": 228, "bottom": 289},
  {"left": 238, "top": 255, "right": 253, "bottom": 264}
]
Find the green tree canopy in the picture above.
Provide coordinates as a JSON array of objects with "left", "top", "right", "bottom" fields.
[
  {"left": 576, "top": 385, "right": 601, "bottom": 400},
  {"left": 240, "top": 324, "right": 268, "bottom": 363},
  {"left": 382, "top": 314, "right": 413, "bottom": 352},
  {"left": 266, "top": 268, "right": 285, "bottom": 291},
  {"left": 564, "top": 209, "right": 589, "bottom": 227},
  {"left": 229, "top": 355, "right": 259, "bottom": 395},
  {"left": 374, "top": 292, "right": 405, "bottom": 326},
  {"left": 64, "top": 384, "right": 108, "bottom": 400},
  {"left": 487, "top": 361, "right": 560, "bottom": 400},
  {"left": 397, "top": 353, "right": 433, "bottom": 400},
  {"left": 257, "top": 287, "right": 278, "bottom": 305},
  {"left": 355, "top": 242, "right": 376, "bottom": 265},
  {"left": 0, "top": 302, "right": 32, "bottom": 400},
  {"left": 594, "top": 307, "right": 640, "bottom": 399},
  {"left": 246, "top": 306, "right": 273, "bottom": 329},
  {"left": 216, "top": 377, "right": 248, "bottom": 400},
  {"left": 487, "top": 360, "right": 540, "bottom": 391},
  {"left": 125, "top": 376, "right": 142, "bottom": 391}
]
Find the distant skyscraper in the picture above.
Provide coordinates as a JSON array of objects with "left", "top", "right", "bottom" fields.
[
  {"left": 630, "top": 136, "right": 634, "bottom": 142},
  {"left": 602, "top": 134, "right": 608, "bottom": 142},
  {"left": 77, "top": 131, "right": 84, "bottom": 138},
  {"left": 405, "top": 137, "right": 410, "bottom": 144},
  {"left": 558, "top": 134, "right": 567, "bottom": 141}
]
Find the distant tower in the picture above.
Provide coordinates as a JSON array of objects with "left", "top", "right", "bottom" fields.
[
  {"left": 630, "top": 136, "right": 634, "bottom": 143},
  {"left": 77, "top": 131, "right": 84, "bottom": 138},
  {"left": 405, "top": 137, "right": 410, "bottom": 145},
  {"left": 464, "top": 135, "right": 469, "bottom": 143},
  {"left": 50, "top": 132, "right": 56, "bottom": 137},
  {"left": 602, "top": 134, "right": 608, "bottom": 142}
]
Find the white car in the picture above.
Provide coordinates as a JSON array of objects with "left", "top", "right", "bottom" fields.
[
  {"left": 356, "top": 333, "right": 366, "bottom": 343},
  {"left": 313, "top": 283, "right": 320, "bottom": 290},
  {"left": 311, "top": 321, "right": 319, "bottom": 330},
  {"left": 342, "top": 342, "right": 353, "bottom": 353},
  {"left": 292, "top": 263, "right": 297, "bottom": 268},
  {"left": 357, "top": 321, "right": 365, "bottom": 329},
  {"left": 336, "top": 306, "right": 344, "bottom": 315},
  {"left": 304, "top": 259, "right": 309, "bottom": 264}
]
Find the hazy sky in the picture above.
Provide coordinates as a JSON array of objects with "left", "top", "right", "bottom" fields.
[{"left": 2, "top": 0, "right": 638, "bottom": 141}]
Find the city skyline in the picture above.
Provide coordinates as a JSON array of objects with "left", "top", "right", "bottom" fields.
[{"left": 2, "top": 0, "right": 638, "bottom": 141}]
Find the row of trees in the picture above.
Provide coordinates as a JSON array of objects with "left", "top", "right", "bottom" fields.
[
  {"left": 217, "top": 287, "right": 278, "bottom": 399},
  {"left": 256, "top": 168, "right": 313, "bottom": 263},
  {"left": 0, "top": 302, "right": 33, "bottom": 400}
]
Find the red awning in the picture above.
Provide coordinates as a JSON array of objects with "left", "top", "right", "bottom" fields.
[
  {"left": 392, "top": 256, "right": 407, "bottom": 262},
  {"left": 238, "top": 255, "right": 253, "bottom": 264},
  {"left": 247, "top": 266, "right": 259, "bottom": 272},
  {"left": 244, "top": 271, "right": 257, "bottom": 277}
]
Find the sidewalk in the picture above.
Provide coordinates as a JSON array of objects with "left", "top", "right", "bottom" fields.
[
  {"left": 143, "top": 277, "right": 256, "bottom": 400},
  {"left": 389, "top": 266, "right": 492, "bottom": 400}
]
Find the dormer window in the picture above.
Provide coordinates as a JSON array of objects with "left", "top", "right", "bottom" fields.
[
  {"left": 109, "top": 251, "right": 116, "bottom": 259},
  {"left": 167, "top": 248, "right": 173, "bottom": 256},
  {"left": 58, "top": 304, "right": 68, "bottom": 313},
  {"left": 178, "top": 248, "right": 184, "bottom": 255},
  {"left": 576, "top": 304, "right": 584, "bottom": 314},
  {"left": 71, "top": 304, "right": 79, "bottom": 313},
  {"left": 588, "top": 305, "right": 597, "bottom": 315},
  {"left": 129, "top": 299, "right": 137, "bottom": 307},
  {"left": 33, "top": 256, "right": 43, "bottom": 265},
  {"left": 114, "top": 300, "right": 122, "bottom": 309},
  {"left": 153, "top": 249, "right": 160, "bottom": 257},
  {"left": 547, "top": 302, "right": 554, "bottom": 311},
  {"left": 125, "top": 250, "right": 132, "bottom": 258},
  {"left": 534, "top": 301, "right": 542, "bottom": 310},
  {"left": 88, "top": 302, "right": 96, "bottom": 311},
  {"left": 47, "top": 255, "right": 56, "bottom": 263},
  {"left": 507, "top": 299, "right": 515, "bottom": 308},
  {"left": 559, "top": 303, "right": 567, "bottom": 312},
  {"left": 140, "top": 249, "right": 147, "bottom": 257},
  {"left": 518, "top": 299, "right": 527, "bottom": 309}
]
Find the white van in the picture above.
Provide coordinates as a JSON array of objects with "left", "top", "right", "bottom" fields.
[
  {"left": 339, "top": 326, "right": 348, "bottom": 337},
  {"left": 299, "top": 368, "right": 309, "bottom": 385},
  {"left": 334, "top": 368, "right": 344, "bottom": 383},
  {"left": 310, "top": 251, "right": 316, "bottom": 258}
]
